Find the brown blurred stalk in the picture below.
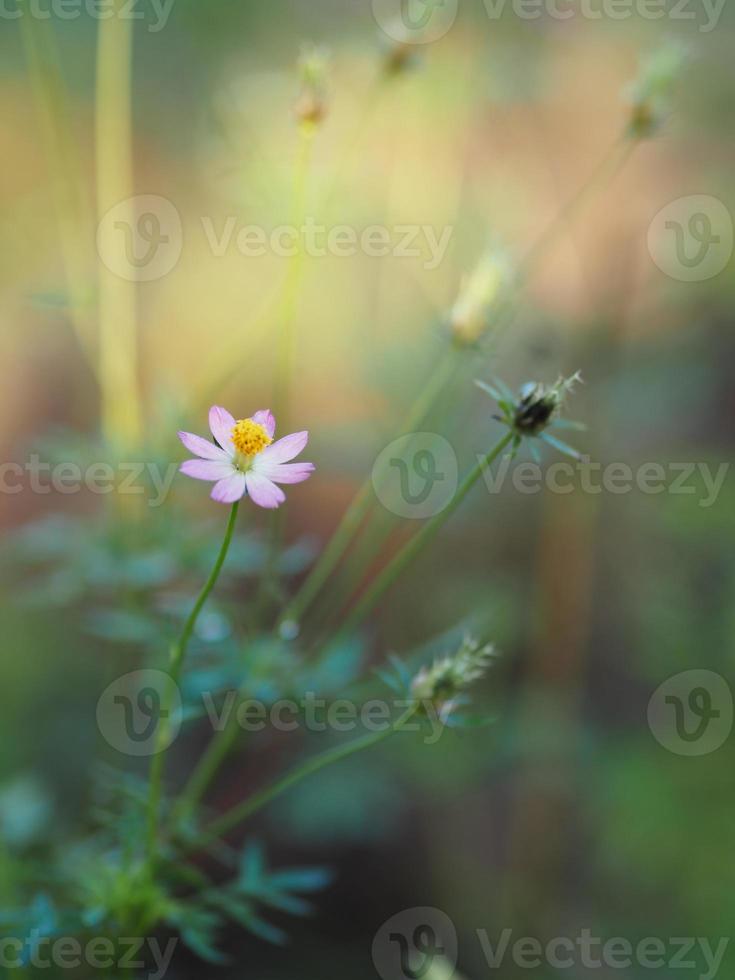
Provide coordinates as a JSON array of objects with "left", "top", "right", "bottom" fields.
[{"left": 18, "top": 4, "right": 97, "bottom": 372}]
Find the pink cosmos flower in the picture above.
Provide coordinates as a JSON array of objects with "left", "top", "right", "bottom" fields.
[{"left": 179, "top": 407, "right": 314, "bottom": 508}]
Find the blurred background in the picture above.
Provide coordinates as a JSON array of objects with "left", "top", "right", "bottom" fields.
[{"left": 1, "top": 0, "right": 734, "bottom": 976}]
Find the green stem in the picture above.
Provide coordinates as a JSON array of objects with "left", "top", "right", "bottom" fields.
[
  {"left": 273, "top": 123, "right": 315, "bottom": 428},
  {"left": 278, "top": 348, "right": 462, "bottom": 631},
  {"left": 172, "top": 702, "right": 241, "bottom": 825},
  {"left": 339, "top": 431, "right": 514, "bottom": 637},
  {"left": 256, "top": 124, "right": 317, "bottom": 617},
  {"left": 95, "top": 2, "right": 140, "bottom": 451},
  {"left": 204, "top": 704, "right": 418, "bottom": 840},
  {"left": 146, "top": 501, "right": 240, "bottom": 858}
]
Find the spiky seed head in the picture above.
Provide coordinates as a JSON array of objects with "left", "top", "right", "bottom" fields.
[
  {"left": 513, "top": 372, "right": 582, "bottom": 437},
  {"left": 411, "top": 636, "right": 496, "bottom": 714}
]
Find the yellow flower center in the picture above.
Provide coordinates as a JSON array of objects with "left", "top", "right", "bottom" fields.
[{"left": 231, "top": 419, "right": 272, "bottom": 458}]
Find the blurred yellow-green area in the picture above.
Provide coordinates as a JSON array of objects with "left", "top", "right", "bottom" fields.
[{"left": 1, "top": 0, "right": 734, "bottom": 976}]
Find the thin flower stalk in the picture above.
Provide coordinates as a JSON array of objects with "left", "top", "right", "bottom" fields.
[
  {"left": 272, "top": 124, "right": 315, "bottom": 429},
  {"left": 278, "top": 348, "right": 463, "bottom": 632},
  {"left": 202, "top": 704, "right": 419, "bottom": 842},
  {"left": 95, "top": 3, "right": 141, "bottom": 450},
  {"left": 146, "top": 501, "right": 241, "bottom": 858},
  {"left": 339, "top": 431, "right": 514, "bottom": 638},
  {"left": 519, "top": 134, "right": 635, "bottom": 285}
]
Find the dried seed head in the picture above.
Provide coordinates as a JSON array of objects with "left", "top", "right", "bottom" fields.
[
  {"left": 294, "top": 43, "right": 330, "bottom": 128},
  {"left": 411, "top": 636, "right": 496, "bottom": 716},
  {"left": 450, "top": 249, "right": 510, "bottom": 348}
]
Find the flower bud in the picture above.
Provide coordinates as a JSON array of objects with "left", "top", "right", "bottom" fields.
[
  {"left": 294, "top": 43, "right": 330, "bottom": 129},
  {"left": 378, "top": 22, "right": 424, "bottom": 75},
  {"left": 450, "top": 249, "right": 510, "bottom": 348},
  {"left": 625, "top": 41, "right": 687, "bottom": 140}
]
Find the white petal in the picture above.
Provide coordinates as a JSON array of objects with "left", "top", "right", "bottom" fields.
[
  {"left": 258, "top": 430, "right": 309, "bottom": 465},
  {"left": 211, "top": 471, "right": 247, "bottom": 503},
  {"left": 209, "top": 406, "right": 236, "bottom": 451},
  {"left": 245, "top": 471, "right": 286, "bottom": 509}
]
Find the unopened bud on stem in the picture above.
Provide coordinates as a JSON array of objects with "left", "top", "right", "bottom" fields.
[
  {"left": 294, "top": 42, "right": 330, "bottom": 128},
  {"left": 450, "top": 249, "right": 510, "bottom": 348},
  {"left": 625, "top": 41, "right": 687, "bottom": 140}
]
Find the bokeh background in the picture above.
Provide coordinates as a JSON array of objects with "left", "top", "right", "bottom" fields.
[{"left": 1, "top": 0, "right": 734, "bottom": 976}]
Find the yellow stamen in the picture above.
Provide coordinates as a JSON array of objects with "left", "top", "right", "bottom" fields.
[{"left": 231, "top": 418, "right": 272, "bottom": 458}]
